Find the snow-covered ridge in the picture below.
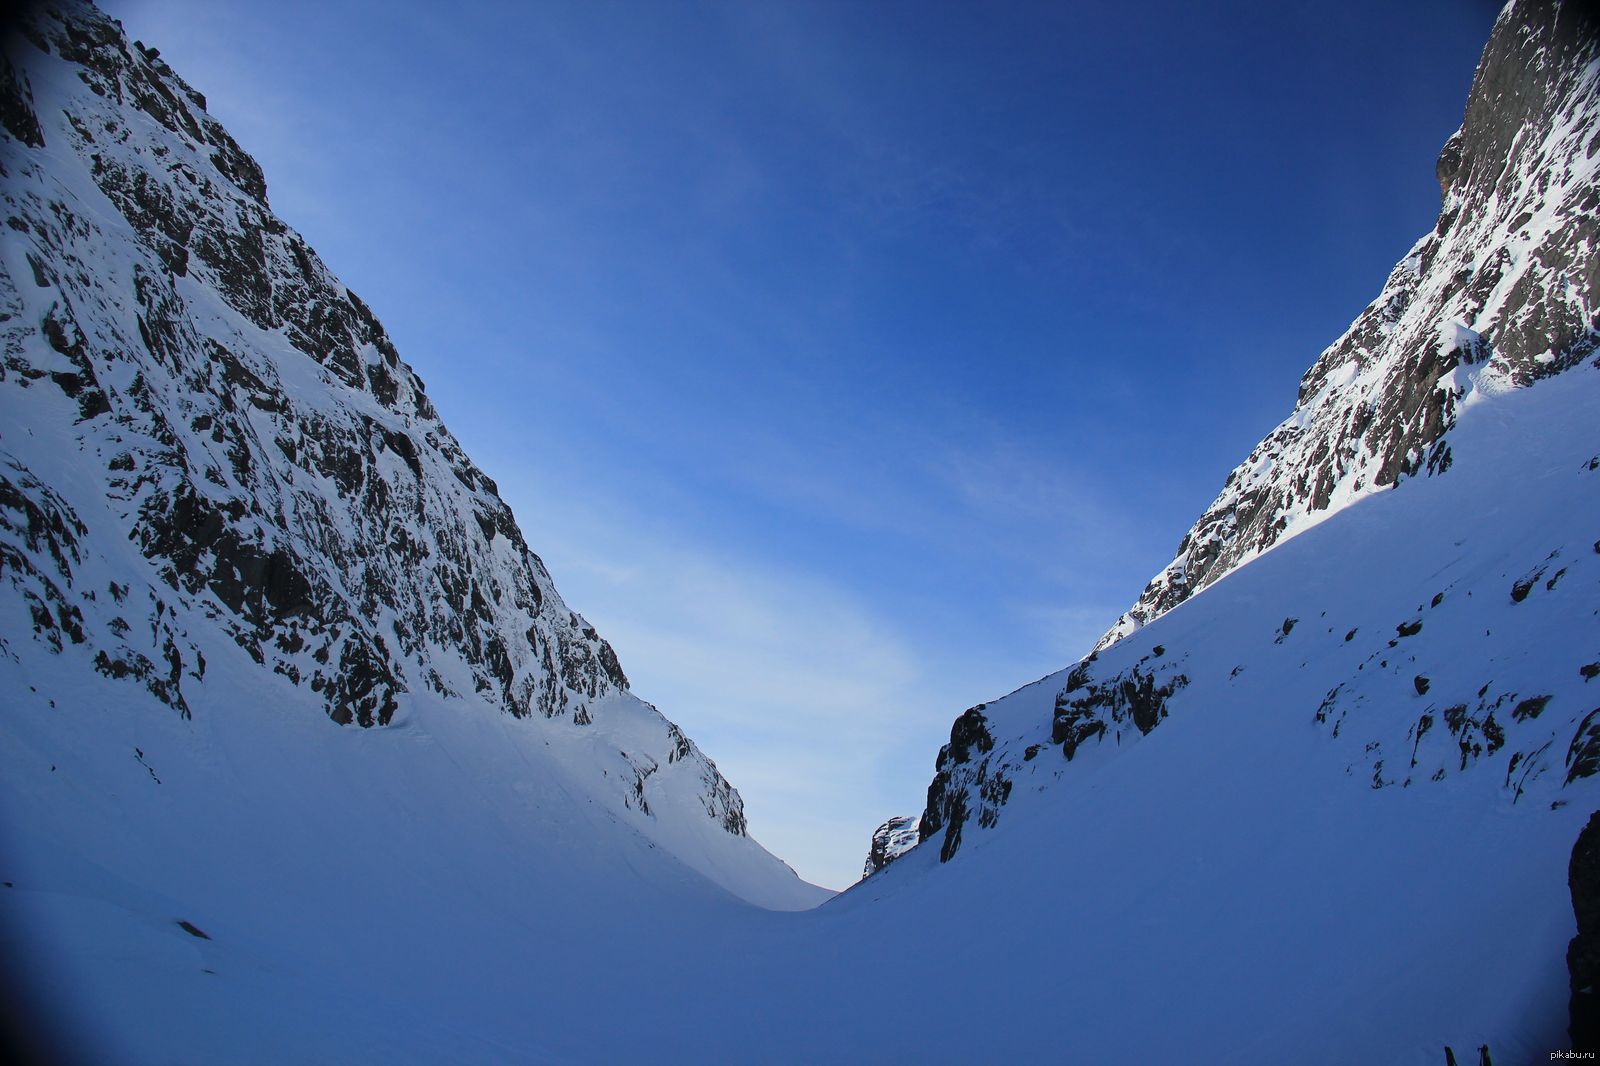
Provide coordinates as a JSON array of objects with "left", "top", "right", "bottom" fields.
[
  {"left": 1099, "top": 0, "right": 1600, "bottom": 649},
  {"left": 899, "top": 0, "right": 1600, "bottom": 868},
  {"left": 0, "top": 0, "right": 821, "bottom": 907}
]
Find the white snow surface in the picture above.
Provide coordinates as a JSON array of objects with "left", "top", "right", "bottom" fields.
[
  {"left": 3, "top": 2, "right": 1599, "bottom": 1063},
  {"left": 0, "top": 0, "right": 822, "bottom": 917},
  {"left": 5, "top": 286, "right": 1598, "bottom": 1066}
]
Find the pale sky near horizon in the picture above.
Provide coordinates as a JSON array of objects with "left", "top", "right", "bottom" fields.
[{"left": 101, "top": 0, "right": 1499, "bottom": 889}]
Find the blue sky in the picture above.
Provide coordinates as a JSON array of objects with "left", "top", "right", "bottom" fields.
[{"left": 105, "top": 0, "right": 1499, "bottom": 889}]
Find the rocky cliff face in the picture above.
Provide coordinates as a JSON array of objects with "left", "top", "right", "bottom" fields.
[
  {"left": 1570, "top": 810, "right": 1600, "bottom": 1051},
  {"left": 0, "top": 1, "right": 785, "bottom": 886},
  {"left": 1098, "top": 0, "right": 1600, "bottom": 650},
  {"left": 902, "top": 0, "right": 1600, "bottom": 867},
  {"left": 861, "top": 814, "right": 919, "bottom": 878}
]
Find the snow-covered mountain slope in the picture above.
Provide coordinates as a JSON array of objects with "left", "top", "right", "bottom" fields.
[
  {"left": 1099, "top": 0, "right": 1600, "bottom": 650},
  {"left": 842, "top": 296, "right": 1600, "bottom": 1066},
  {"left": 0, "top": 0, "right": 822, "bottom": 912},
  {"left": 906, "top": 0, "right": 1600, "bottom": 870},
  {"left": 834, "top": 0, "right": 1600, "bottom": 1055},
  {"left": 5, "top": 0, "right": 1600, "bottom": 1062},
  {"left": 14, "top": 359, "right": 1588, "bottom": 1064}
]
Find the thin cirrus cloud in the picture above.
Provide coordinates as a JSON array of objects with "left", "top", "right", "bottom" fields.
[
  {"left": 480, "top": 419, "right": 1141, "bottom": 889},
  {"left": 505, "top": 488, "right": 953, "bottom": 890}
]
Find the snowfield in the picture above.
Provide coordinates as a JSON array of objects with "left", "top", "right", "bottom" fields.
[
  {"left": 3, "top": 0, "right": 1599, "bottom": 1062},
  {"left": 4, "top": 319, "right": 1595, "bottom": 1066}
]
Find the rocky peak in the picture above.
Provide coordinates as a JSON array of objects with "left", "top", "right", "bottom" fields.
[
  {"left": 887, "top": 0, "right": 1600, "bottom": 870},
  {"left": 1096, "top": 0, "right": 1600, "bottom": 650},
  {"left": 0, "top": 1, "right": 758, "bottom": 855}
]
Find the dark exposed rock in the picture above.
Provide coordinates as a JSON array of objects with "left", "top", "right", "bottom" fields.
[
  {"left": 1053, "top": 662, "right": 1190, "bottom": 748},
  {"left": 1513, "top": 694, "right": 1553, "bottom": 722},
  {"left": 918, "top": 705, "right": 997, "bottom": 861},
  {"left": 663, "top": 721, "right": 694, "bottom": 764},
  {"left": 976, "top": 774, "right": 1012, "bottom": 829},
  {"left": 862, "top": 815, "right": 920, "bottom": 878},
  {"left": 93, "top": 640, "right": 190, "bottom": 718},
  {"left": 932, "top": 789, "right": 967, "bottom": 862},
  {"left": 175, "top": 919, "right": 210, "bottom": 940},
  {"left": 1314, "top": 683, "right": 1344, "bottom": 725},
  {"left": 1481, "top": 714, "right": 1504, "bottom": 757},
  {"left": 947, "top": 705, "right": 994, "bottom": 764},
  {"left": 1415, "top": 675, "right": 1431, "bottom": 696},
  {"left": 1567, "top": 710, "right": 1600, "bottom": 784},
  {"left": 1570, "top": 811, "right": 1600, "bottom": 1051},
  {"left": 0, "top": 52, "right": 46, "bottom": 148},
  {"left": 912, "top": 642, "right": 1199, "bottom": 862},
  {"left": 1051, "top": 692, "right": 1107, "bottom": 761},
  {"left": 0, "top": 456, "right": 91, "bottom": 656}
]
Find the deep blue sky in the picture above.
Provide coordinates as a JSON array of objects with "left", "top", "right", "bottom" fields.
[{"left": 106, "top": 0, "right": 1500, "bottom": 888}]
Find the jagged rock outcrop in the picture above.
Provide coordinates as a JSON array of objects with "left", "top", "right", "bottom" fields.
[
  {"left": 0, "top": 1, "right": 759, "bottom": 857},
  {"left": 918, "top": 704, "right": 1005, "bottom": 862},
  {"left": 861, "top": 815, "right": 920, "bottom": 878},
  {"left": 1052, "top": 652, "right": 1190, "bottom": 754},
  {"left": 1097, "top": 0, "right": 1600, "bottom": 651},
  {"left": 1571, "top": 810, "right": 1600, "bottom": 1051}
]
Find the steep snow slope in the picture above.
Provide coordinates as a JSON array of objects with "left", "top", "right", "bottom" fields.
[
  {"left": 846, "top": 357, "right": 1600, "bottom": 1065},
  {"left": 8, "top": 324, "right": 1591, "bottom": 1065},
  {"left": 0, "top": 0, "right": 822, "bottom": 914},
  {"left": 826, "top": 0, "right": 1600, "bottom": 1057},
  {"left": 4, "top": 0, "right": 1599, "bottom": 1062},
  {"left": 905, "top": 0, "right": 1600, "bottom": 872}
]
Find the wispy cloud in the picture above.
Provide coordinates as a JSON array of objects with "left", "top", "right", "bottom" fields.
[{"left": 514, "top": 491, "right": 962, "bottom": 890}]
